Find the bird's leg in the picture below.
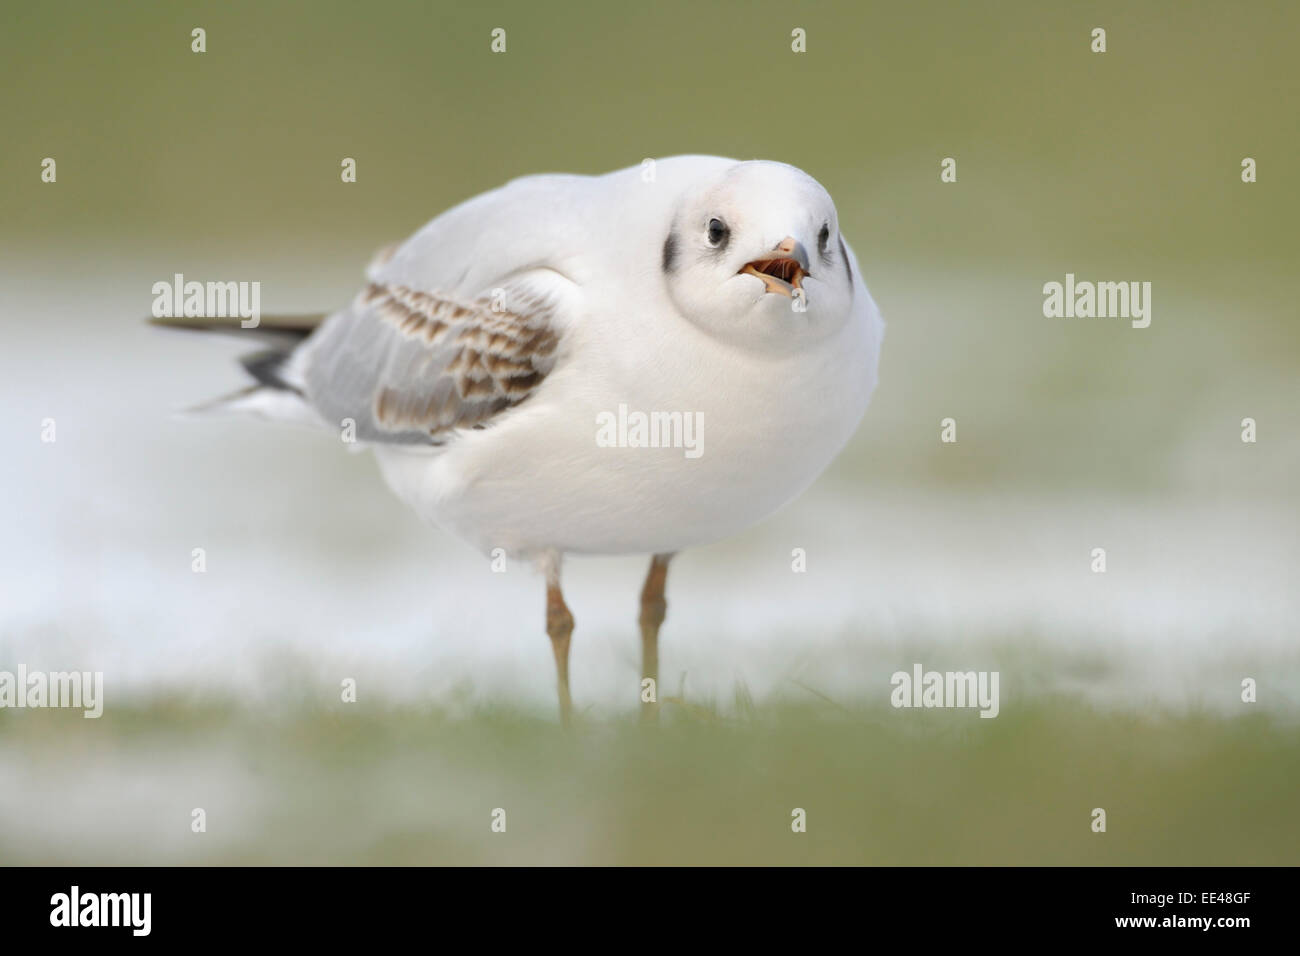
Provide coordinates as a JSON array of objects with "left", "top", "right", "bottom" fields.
[
  {"left": 545, "top": 571, "right": 575, "bottom": 728},
  {"left": 638, "top": 553, "right": 673, "bottom": 722}
]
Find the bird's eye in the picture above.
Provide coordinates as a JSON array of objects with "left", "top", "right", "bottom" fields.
[
  {"left": 706, "top": 217, "right": 729, "bottom": 247},
  {"left": 818, "top": 222, "right": 830, "bottom": 255}
]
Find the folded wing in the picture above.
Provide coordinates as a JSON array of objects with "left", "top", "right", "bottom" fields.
[{"left": 293, "top": 173, "right": 594, "bottom": 445}]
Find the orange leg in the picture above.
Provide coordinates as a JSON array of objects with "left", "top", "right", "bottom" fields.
[
  {"left": 638, "top": 554, "right": 673, "bottom": 721},
  {"left": 546, "top": 578, "right": 575, "bottom": 727}
]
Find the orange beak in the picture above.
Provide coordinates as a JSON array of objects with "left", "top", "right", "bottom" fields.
[{"left": 739, "top": 236, "right": 811, "bottom": 297}]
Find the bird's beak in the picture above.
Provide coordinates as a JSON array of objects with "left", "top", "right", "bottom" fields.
[{"left": 739, "top": 236, "right": 811, "bottom": 297}]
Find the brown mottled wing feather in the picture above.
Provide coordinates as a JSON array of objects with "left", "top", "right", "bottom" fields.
[
  {"left": 296, "top": 171, "right": 600, "bottom": 443},
  {"left": 298, "top": 274, "right": 569, "bottom": 445}
]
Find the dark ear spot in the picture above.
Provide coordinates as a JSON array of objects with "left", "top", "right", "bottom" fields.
[
  {"left": 838, "top": 235, "right": 853, "bottom": 284},
  {"left": 662, "top": 230, "right": 679, "bottom": 273}
]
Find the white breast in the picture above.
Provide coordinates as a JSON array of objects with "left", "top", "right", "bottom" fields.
[{"left": 374, "top": 286, "right": 881, "bottom": 558}]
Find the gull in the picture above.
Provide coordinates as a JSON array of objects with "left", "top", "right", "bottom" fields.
[{"left": 156, "top": 155, "right": 885, "bottom": 724}]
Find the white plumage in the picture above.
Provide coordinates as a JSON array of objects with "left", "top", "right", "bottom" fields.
[{"left": 175, "top": 155, "right": 885, "bottom": 721}]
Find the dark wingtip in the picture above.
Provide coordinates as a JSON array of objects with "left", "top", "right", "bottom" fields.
[
  {"left": 148, "top": 315, "right": 211, "bottom": 330},
  {"left": 239, "top": 349, "right": 301, "bottom": 394},
  {"left": 147, "top": 314, "right": 326, "bottom": 333}
]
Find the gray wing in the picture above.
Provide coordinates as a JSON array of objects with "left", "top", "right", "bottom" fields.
[
  {"left": 292, "top": 173, "right": 598, "bottom": 444},
  {"left": 297, "top": 272, "right": 573, "bottom": 445}
]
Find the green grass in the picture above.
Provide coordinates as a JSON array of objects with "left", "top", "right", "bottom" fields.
[{"left": 3, "top": 695, "right": 1296, "bottom": 865}]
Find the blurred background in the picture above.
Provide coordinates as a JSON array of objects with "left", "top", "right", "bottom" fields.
[{"left": 1, "top": 0, "right": 1297, "bottom": 864}]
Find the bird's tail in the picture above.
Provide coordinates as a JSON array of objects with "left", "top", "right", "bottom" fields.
[{"left": 150, "top": 313, "right": 327, "bottom": 425}]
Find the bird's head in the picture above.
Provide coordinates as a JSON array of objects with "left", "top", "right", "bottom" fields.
[{"left": 660, "top": 160, "right": 859, "bottom": 350}]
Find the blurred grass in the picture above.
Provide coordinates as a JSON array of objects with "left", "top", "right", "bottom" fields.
[{"left": 3, "top": 695, "right": 1296, "bottom": 865}]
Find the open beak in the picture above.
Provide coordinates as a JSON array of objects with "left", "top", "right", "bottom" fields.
[{"left": 739, "top": 236, "right": 811, "bottom": 297}]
